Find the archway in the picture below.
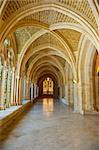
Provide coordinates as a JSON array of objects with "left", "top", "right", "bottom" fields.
[
  {"left": 78, "top": 37, "right": 99, "bottom": 113},
  {"left": 43, "top": 77, "right": 54, "bottom": 95},
  {"left": 37, "top": 74, "right": 59, "bottom": 99}
]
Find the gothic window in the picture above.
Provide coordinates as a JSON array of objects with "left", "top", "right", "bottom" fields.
[{"left": 43, "top": 77, "right": 54, "bottom": 94}]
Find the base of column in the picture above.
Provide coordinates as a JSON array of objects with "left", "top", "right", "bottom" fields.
[
  {"left": 60, "top": 98, "right": 69, "bottom": 106},
  {"left": 0, "top": 106, "right": 5, "bottom": 110},
  {"left": 73, "top": 108, "right": 84, "bottom": 115},
  {"left": 73, "top": 109, "right": 79, "bottom": 113},
  {"left": 80, "top": 110, "right": 84, "bottom": 115},
  {"left": 18, "top": 102, "right": 22, "bottom": 105},
  {"left": 10, "top": 103, "right": 17, "bottom": 106},
  {"left": 6, "top": 104, "right": 10, "bottom": 108},
  {"left": 12, "top": 102, "right": 18, "bottom": 106}
]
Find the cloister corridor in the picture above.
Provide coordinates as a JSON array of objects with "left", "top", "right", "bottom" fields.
[
  {"left": 0, "top": 98, "right": 99, "bottom": 150},
  {"left": 0, "top": 0, "right": 99, "bottom": 150}
]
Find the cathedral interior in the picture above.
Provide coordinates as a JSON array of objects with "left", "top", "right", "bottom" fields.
[{"left": 0, "top": 0, "right": 99, "bottom": 150}]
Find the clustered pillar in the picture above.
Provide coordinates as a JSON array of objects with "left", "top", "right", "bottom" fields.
[
  {"left": 0, "top": 61, "right": 18, "bottom": 110},
  {"left": 18, "top": 78, "right": 39, "bottom": 101},
  {"left": 59, "top": 62, "right": 75, "bottom": 107},
  {"left": 0, "top": 53, "right": 39, "bottom": 110}
]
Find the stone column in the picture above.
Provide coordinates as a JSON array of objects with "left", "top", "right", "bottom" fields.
[
  {"left": 67, "top": 64, "right": 71, "bottom": 105},
  {"left": 69, "top": 71, "right": 74, "bottom": 106},
  {"left": 61, "top": 84, "right": 69, "bottom": 105},
  {"left": 64, "top": 85, "right": 69, "bottom": 105},
  {"left": 65, "top": 63, "right": 69, "bottom": 105},
  {"left": 10, "top": 67, "right": 15, "bottom": 105},
  {"left": 84, "top": 82, "right": 92, "bottom": 111},
  {"left": 26, "top": 80, "right": 30, "bottom": 100},
  {"left": 32, "top": 83, "right": 34, "bottom": 99},
  {"left": 18, "top": 77, "right": 22, "bottom": 105},
  {"left": 36, "top": 86, "right": 39, "bottom": 97},
  {"left": 90, "top": 77, "right": 94, "bottom": 111},
  {"left": 28, "top": 81, "right": 31, "bottom": 100},
  {"left": 21, "top": 78, "right": 24, "bottom": 100},
  {"left": 31, "top": 83, "right": 33, "bottom": 100},
  {"left": 6, "top": 67, "right": 12, "bottom": 108},
  {"left": 15, "top": 75, "right": 20, "bottom": 105},
  {"left": 13, "top": 74, "right": 17, "bottom": 105},
  {"left": 23, "top": 77, "right": 26, "bottom": 99},
  {"left": 0, "top": 62, "right": 7, "bottom": 109},
  {"left": 36, "top": 85, "right": 38, "bottom": 97},
  {"left": 21, "top": 76, "right": 27, "bottom": 100},
  {"left": 26, "top": 80, "right": 28, "bottom": 99},
  {"left": 33, "top": 84, "right": 34, "bottom": 98},
  {"left": 77, "top": 82, "right": 84, "bottom": 114},
  {"left": 34, "top": 84, "right": 37, "bottom": 98}
]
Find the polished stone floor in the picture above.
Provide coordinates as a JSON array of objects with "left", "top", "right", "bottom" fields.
[{"left": 0, "top": 98, "right": 99, "bottom": 150}]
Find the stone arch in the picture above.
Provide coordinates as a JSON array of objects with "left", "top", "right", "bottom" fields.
[
  {"left": 37, "top": 73, "right": 58, "bottom": 98},
  {"left": 28, "top": 58, "right": 65, "bottom": 85},
  {"left": 4, "top": 21, "right": 98, "bottom": 50},
  {"left": 77, "top": 36, "right": 99, "bottom": 113},
  {"left": 22, "top": 44, "right": 70, "bottom": 69},
  {"left": 32, "top": 66, "right": 61, "bottom": 86},
  {"left": 1, "top": 3, "right": 98, "bottom": 47},
  {"left": 16, "top": 29, "right": 76, "bottom": 79}
]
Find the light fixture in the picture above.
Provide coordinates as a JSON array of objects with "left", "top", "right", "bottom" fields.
[
  {"left": 97, "top": 66, "right": 99, "bottom": 76},
  {"left": 47, "top": 77, "right": 50, "bottom": 81},
  {"left": 73, "top": 79, "right": 77, "bottom": 84}
]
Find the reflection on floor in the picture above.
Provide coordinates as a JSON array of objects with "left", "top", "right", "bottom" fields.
[
  {"left": 0, "top": 98, "right": 99, "bottom": 150},
  {"left": 43, "top": 98, "right": 54, "bottom": 117}
]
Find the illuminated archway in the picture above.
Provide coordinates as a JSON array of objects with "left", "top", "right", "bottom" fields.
[{"left": 43, "top": 77, "right": 54, "bottom": 95}]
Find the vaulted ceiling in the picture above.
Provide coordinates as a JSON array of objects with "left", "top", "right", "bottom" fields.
[
  {"left": 0, "top": 0, "right": 98, "bottom": 84},
  {"left": 1, "top": 0, "right": 97, "bottom": 29}
]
